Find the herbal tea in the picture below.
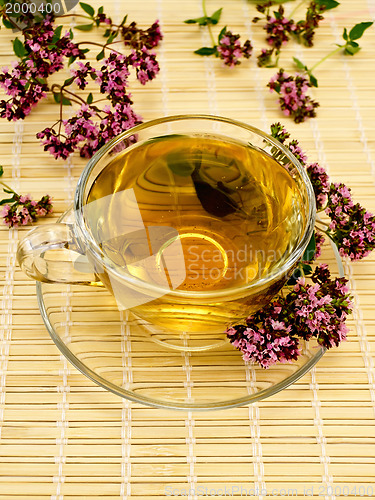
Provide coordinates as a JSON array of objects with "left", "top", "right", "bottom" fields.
[{"left": 86, "top": 134, "right": 305, "bottom": 333}]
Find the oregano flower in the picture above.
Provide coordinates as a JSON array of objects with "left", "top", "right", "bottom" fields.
[{"left": 0, "top": 4, "right": 162, "bottom": 159}]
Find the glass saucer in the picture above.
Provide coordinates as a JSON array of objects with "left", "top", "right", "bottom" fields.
[{"left": 36, "top": 226, "right": 343, "bottom": 411}]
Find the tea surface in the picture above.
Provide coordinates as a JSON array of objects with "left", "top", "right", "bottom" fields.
[{"left": 87, "top": 134, "right": 305, "bottom": 293}]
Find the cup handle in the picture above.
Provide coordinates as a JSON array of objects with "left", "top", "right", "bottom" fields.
[{"left": 17, "top": 223, "right": 102, "bottom": 286}]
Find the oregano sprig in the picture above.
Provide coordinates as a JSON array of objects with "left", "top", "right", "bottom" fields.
[
  {"left": 0, "top": 166, "right": 53, "bottom": 228},
  {"left": 0, "top": 2, "right": 162, "bottom": 158},
  {"left": 254, "top": 0, "right": 340, "bottom": 67},
  {"left": 184, "top": 0, "right": 253, "bottom": 66},
  {"left": 293, "top": 21, "right": 374, "bottom": 88},
  {"left": 267, "top": 20, "right": 373, "bottom": 122},
  {"left": 225, "top": 119, "right": 375, "bottom": 368}
]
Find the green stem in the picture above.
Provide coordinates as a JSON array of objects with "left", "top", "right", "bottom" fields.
[
  {"left": 202, "top": 0, "right": 217, "bottom": 47},
  {"left": 0, "top": 181, "right": 18, "bottom": 195},
  {"left": 56, "top": 13, "right": 93, "bottom": 21},
  {"left": 1, "top": 11, "right": 23, "bottom": 31},
  {"left": 62, "top": 89, "right": 105, "bottom": 119},
  {"left": 76, "top": 41, "right": 123, "bottom": 56},
  {"left": 289, "top": 0, "right": 306, "bottom": 19},
  {"left": 202, "top": 0, "right": 209, "bottom": 18},
  {"left": 309, "top": 45, "right": 344, "bottom": 72},
  {"left": 58, "top": 13, "right": 123, "bottom": 29}
]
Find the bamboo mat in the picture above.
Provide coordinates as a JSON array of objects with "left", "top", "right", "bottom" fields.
[{"left": 1, "top": 0, "right": 375, "bottom": 498}]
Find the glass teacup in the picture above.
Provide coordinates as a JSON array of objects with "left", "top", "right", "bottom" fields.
[{"left": 17, "top": 115, "right": 315, "bottom": 351}]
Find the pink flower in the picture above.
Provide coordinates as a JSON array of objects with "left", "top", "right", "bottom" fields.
[
  {"left": 217, "top": 30, "right": 252, "bottom": 67},
  {"left": 325, "top": 183, "right": 375, "bottom": 261},
  {"left": 227, "top": 264, "right": 352, "bottom": 368},
  {"left": 128, "top": 46, "right": 160, "bottom": 84},
  {"left": 1, "top": 192, "right": 52, "bottom": 228},
  {"left": 268, "top": 70, "right": 319, "bottom": 123}
]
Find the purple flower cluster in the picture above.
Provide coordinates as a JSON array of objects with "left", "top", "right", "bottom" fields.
[
  {"left": 70, "top": 61, "right": 96, "bottom": 90},
  {"left": 0, "top": 63, "right": 48, "bottom": 120},
  {"left": 254, "top": 1, "right": 329, "bottom": 65},
  {"left": 325, "top": 183, "right": 375, "bottom": 261},
  {"left": 0, "top": 7, "right": 161, "bottom": 160},
  {"left": 0, "top": 17, "right": 85, "bottom": 121},
  {"left": 128, "top": 46, "right": 160, "bottom": 85},
  {"left": 268, "top": 70, "right": 319, "bottom": 123},
  {"left": 288, "top": 139, "right": 308, "bottom": 166},
  {"left": 227, "top": 264, "right": 352, "bottom": 368},
  {"left": 217, "top": 30, "right": 253, "bottom": 67},
  {"left": 270, "top": 123, "right": 327, "bottom": 198},
  {"left": 294, "top": 2, "right": 326, "bottom": 47},
  {"left": 36, "top": 43, "right": 158, "bottom": 159},
  {"left": 95, "top": 54, "right": 130, "bottom": 96},
  {"left": 302, "top": 230, "right": 325, "bottom": 264},
  {"left": 23, "top": 17, "right": 84, "bottom": 76},
  {"left": 306, "top": 162, "right": 330, "bottom": 210},
  {"left": 37, "top": 99, "right": 141, "bottom": 160},
  {"left": 1, "top": 194, "right": 52, "bottom": 228},
  {"left": 270, "top": 122, "right": 375, "bottom": 263},
  {"left": 227, "top": 322, "right": 300, "bottom": 369},
  {"left": 121, "top": 20, "right": 163, "bottom": 50},
  {"left": 96, "top": 102, "right": 141, "bottom": 148},
  {"left": 264, "top": 8, "right": 296, "bottom": 50}
]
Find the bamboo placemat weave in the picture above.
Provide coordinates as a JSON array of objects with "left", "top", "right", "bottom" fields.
[{"left": 1, "top": 0, "right": 375, "bottom": 498}]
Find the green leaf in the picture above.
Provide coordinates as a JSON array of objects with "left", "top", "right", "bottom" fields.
[
  {"left": 302, "top": 232, "right": 316, "bottom": 263},
  {"left": 342, "top": 27, "right": 348, "bottom": 41},
  {"left": 184, "top": 16, "right": 209, "bottom": 26},
  {"left": 293, "top": 56, "right": 306, "bottom": 71},
  {"left": 52, "top": 25, "right": 63, "bottom": 43},
  {"left": 81, "top": 48, "right": 90, "bottom": 54},
  {"left": 3, "top": 188, "right": 14, "bottom": 194},
  {"left": 75, "top": 23, "right": 94, "bottom": 31},
  {"left": 120, "top": 14, "right": 127, "bottom": 26},
  {"left": 13, "top": 38, "right": 27, "bottom": 58},
  {"left": 348, "top": 21, "right": 373, "bottom": 41},
  {"left": 0, "top": 197, "right": 16, "bottom": 206},
  {"left": 53, "top": 93, "right": 72, "bottom": 106},
  {"left": 98, "top": 6, "right": 104, "bottom": 15},
  {"left": 209, "top": 8, "right": 222, "bottom": 25},
  {"left": 315, "top": 0, "right": 340, "bottom": 10},
  {"left": 0, "top": 165, "right": 3, "bottom": 177},
  {"left": 79, "top": 2, "right": 95, "bottom": 17},
  {"left": 301, "top": 263, "right": 313, "bottom": 274},
  {"left": 69, "top": 28, "right": 74, "bottom": 40},
  {"left": 344, "top": 43, "right": 361, "bottom": 55},
  {"left": 167, "top": 155, "right": 195, "bottom": 177},
  {"left": 194, "top": 46, "right": 217, "bottom": 56},
  {"left": 218, "top": 26, "right": 227, "bottom": 42},
  {"left": 286, "top": 267, "right": 302, "bottom": 286},
  {"left": 87, "top": 92, "right": 93, "bottom": 104},
  {"left": 63, "top": 76, "right": 75, "bottom": 86},
  {"left": 96, "top": 49, "right": 105, "bottom": 60},
  {"left": 2, "top": 17, "right": 14, "bottom": 29},
  {"left": 68, "top": 56, "right": 77, "bottom": 66},
  {"left": 309, "top": 73, "right": 318, "bottom": 87},
  {"left": 107, "top": 31, "right": 118, "bottom": 44}
]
